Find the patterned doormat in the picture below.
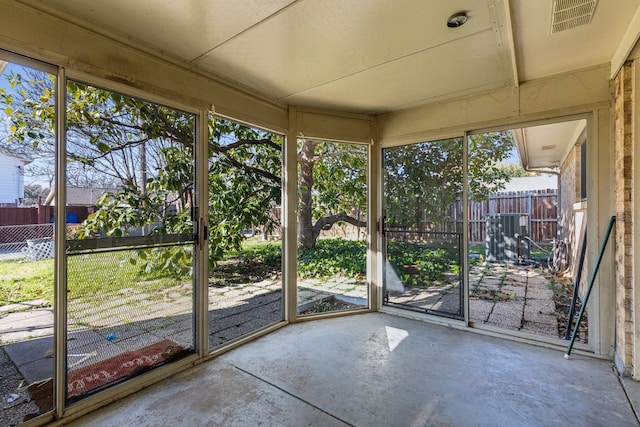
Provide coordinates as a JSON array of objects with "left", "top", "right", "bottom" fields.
[{"left": 67, "top": 338, "right": 186, "bottom": 400}]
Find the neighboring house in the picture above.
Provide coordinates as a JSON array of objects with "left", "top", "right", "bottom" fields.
[
  {"left": 44, "top": 186, "right": 118, "bottom": 223},
  {"left": 44, "top": 186, "right": 118, "bottom": 207},
  {"left": 499, "top": 175, "right": 558, "bottom": 193},
  {"left": 513, "top": 120, "right": 586, "bottom": 279},
  {"left": 0, "top": 147, "right": 31, "bottom": 207}
]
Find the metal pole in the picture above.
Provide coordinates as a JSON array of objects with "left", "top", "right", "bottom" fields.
[
  {"left": 565, "top": 216, "right": 615, "bottom": 358},
  {"left": 564, "top": 230, "right": 587, "bottom": 340}
]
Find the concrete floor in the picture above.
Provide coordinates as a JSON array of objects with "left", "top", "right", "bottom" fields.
[{"left": 68, "top": 313, "right": 639, "bottom": 427}]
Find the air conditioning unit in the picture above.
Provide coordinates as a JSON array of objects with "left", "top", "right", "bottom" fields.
[{"left": 485, "top": 214, "right": 530, "bottom": 263}]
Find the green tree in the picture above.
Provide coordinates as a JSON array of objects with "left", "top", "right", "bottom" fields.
[
  {"left": 1, "top": 70, "right": 281, "bottom": 267},
  {"left": 384, "top": 133, "right": 514, "bottom": 230},
  {"left": 297, "top": 139, "right": 367, "bottom": 248},
  {"left": 0, "top": 67, "right": 515, "bottom": 257},
  {"left": 496, "top": 162, "right": 534, "bottom": 178},
  {"left": 468, "top": 132, "right": 516, "bottom": 200},
  {"left": 0, "top": 68, "right": 366, "bottom": 256}
]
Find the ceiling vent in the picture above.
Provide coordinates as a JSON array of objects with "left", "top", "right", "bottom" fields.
[{"left": 550, "top": 0, "right": 597, "bottom": 34}]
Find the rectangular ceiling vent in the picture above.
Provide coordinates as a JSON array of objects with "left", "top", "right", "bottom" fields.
[{"left": 550, "top": 0, "right": 597, "bottom": 34}]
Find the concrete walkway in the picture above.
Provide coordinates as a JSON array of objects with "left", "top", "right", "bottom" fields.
[
  {"left": 385, "top": 262, "right": 570, "bottom": 340},
  {"left": 68, "top": 313, "right": 640, "bottom": 426},
  {"left": 0, "top": 274, "right": 369, "bottom": 424},
  {"left": 469, "top": 263, "right": 563, "bottom": 337}
]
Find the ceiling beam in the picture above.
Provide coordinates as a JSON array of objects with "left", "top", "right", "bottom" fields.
[
  {"left": 611, "top": 4, "right": 640, "bottom": 79},
  {"left": 489, "top": 0, "right": 519, "bottom": 87}
]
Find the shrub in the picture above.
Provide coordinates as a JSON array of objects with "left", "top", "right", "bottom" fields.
[
  {"left": 297, "top": 238, "right": 366, "bottom": 279},
  {"left": 387, "top": 241, "right": 459, "bottom": 287}
]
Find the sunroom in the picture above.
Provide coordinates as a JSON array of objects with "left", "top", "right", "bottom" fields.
[{"left": 1, "top": 0, "right": 640, "bottom": 425}]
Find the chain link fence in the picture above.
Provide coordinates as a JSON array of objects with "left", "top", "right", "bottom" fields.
[
  {"left": 65, "top": 238, "right": 195, "bottom": 401},
  {"left": 0, "top": 224, "right": 54, "bottom": 260}
]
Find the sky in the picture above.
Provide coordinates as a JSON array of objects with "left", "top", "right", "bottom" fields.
[{"left": 0, "top": 62, "right": 21, "bottom": 91}]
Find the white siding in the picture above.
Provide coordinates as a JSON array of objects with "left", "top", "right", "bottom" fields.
[{"left": 0, "top": 152, "right": 25, "bottom": 204}]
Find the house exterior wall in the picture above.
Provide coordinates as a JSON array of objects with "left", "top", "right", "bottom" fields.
[
  {"left": 558, "top": 144, "right": 588, "bottom": 299},
  {"left": 0, "top": 152, "right": 25, "bottom": 206},
  {"left": 614, "top": 60, "right": 639, "bottom": 378},
  {"left": 559, "top": 148, "right": 576, "bottom": 241}
]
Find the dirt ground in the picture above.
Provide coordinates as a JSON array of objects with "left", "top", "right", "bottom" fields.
[{"left": 0, "top": 347, "right": 41, "bottom": 426}]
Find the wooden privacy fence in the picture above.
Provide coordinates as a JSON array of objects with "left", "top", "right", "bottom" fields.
[
  {"left": 0, "top": 205, "right": 91, "bottom": 226},
  {"left": 449, "top": 188, "right": 557, "bottom": 244}
]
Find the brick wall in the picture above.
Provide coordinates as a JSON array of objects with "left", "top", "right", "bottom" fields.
[
  {"left": 559, "top": 148, "right": 576, "bottom": 240},
  {"left": 559, "top": 142, "right": 588, "bottom": 294},
  {"left": 614, "top": 61, "right": 634, "bottom": 374}
]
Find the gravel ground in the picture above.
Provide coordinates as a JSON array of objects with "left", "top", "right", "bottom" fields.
[{"left": 0, "top": 347, "right": 41, "bottom": 426}]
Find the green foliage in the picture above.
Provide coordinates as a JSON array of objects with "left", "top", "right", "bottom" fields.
[
  {"left": 386, "top": 241, "right": 459, "bottom": 287},
  {"left": 1, "top": 69, "right": 284, "bottom": 277},
  {"left": 0, "top": 70, "right": 55, "bottom": 150},
  {"left": 297, "top": 239, "right": 366, "bottom": 278},
  {"left": 297, "top": 140, "right": 367, "bottom": 248},
  {"left": 496, "top": 162, "right": 534, "bottom": 178},
  {"left": 384, "top": 133, "right": 514, "bottom": 229},
  {"left": 232, "top": 238, "right": 368, "bottom": 280},
  {"left": 306, "top": 141, "right": 367, "bottom": 220},
  {"left": 206, "top": 117, "right": 282, "bottom": 265},
  {"left": 57, "top": 85, "right": 282, "bottom": 275},
  {"left": 1, "top": 67, "right": 369, "bottom": 274},
  {"left": 238, "top": 242, "right": 282, "bottom": 269},
  {"left": 133, "top": 246, "right": 194, "bottom": 279},
  {"left": 310, "top": 300, "right": 334, "bottom": 313},
  {"left": 468, "top": 132, "right": 515, "bottom": 201},
  {"left": 384, "top": 138, "right": 461, "bottom": 228}
]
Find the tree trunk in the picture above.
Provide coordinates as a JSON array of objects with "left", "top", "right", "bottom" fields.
[
  {"left": 139, "top": 140, "right": 148, "bottom": 235},
  {"left": 297, "top": 139, "right": 367, "bottom": 249},
  {"left": 297, "top": 140, "right": 318, "bottom": 248}
]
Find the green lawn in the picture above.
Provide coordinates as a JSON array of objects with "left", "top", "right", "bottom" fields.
[
  {"left": 66, "top": 250, "right": 188, "bottom": 302},
  {"left": 0, "top": 258, "right": 54, "bottom": 306},
  {"left": 2, "top": 239, "right": 279, "bottom": 307},
  {"left": 0, "top": 248, "right": 191, "bottom": 308}
]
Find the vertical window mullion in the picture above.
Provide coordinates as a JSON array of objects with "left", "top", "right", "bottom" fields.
[{"left": 54, "top": 67, "right": 68, "bottom": 417}]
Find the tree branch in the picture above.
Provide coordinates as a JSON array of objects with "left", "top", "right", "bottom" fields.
[
  {"left": 222, "top": 155, "right": 282, "bottom": 183},
  {"left": 312, "top": 212, "right": 366, "bottom": 236},
  {"left": 311, "top": 149, "right": 361, "bottom": 162},
  {"left": 212, "top": 138, "right": 281, "bottom": 153}
]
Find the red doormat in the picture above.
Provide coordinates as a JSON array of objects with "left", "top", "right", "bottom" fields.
[{"left": 67, "top": 339, "right": 186, "bottom": 399}]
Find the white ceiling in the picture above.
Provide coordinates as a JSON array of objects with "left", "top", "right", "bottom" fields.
[
  {"left": 23, "top": 0, "right": 640, "bottom": 115},
  {"left": 512, "top": 119, "right": 587, "bottom": 170}
]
